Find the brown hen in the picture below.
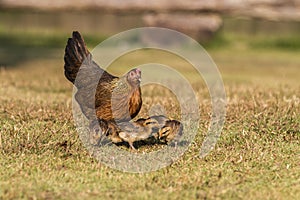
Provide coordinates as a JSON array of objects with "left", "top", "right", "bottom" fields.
[{"left": 64, "top": 31, "right": 142, "bottom": 122}]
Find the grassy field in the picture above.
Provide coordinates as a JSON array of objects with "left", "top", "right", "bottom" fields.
[{"left": 0, "top": 29, "right": 300, "bottom": 200}]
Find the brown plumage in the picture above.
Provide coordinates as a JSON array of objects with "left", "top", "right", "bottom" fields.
[{"left": 64, "top": 31, "right": 142, "bottom": 122}]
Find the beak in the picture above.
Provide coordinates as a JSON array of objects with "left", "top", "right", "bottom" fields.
[{"left": 135, "top": 68, "right": 141, "bottom": 82}]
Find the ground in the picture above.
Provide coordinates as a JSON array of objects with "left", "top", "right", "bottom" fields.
[{"left": 0, "top": 32, "right": 299, "bottom": 199}]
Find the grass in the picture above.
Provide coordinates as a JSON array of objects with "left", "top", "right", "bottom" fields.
[{"left": 0, "top": 29, "right": 300, "bottom": 199}]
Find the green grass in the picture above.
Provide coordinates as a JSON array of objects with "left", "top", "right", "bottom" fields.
[
  {"left": 0, "top": 30, "right": 300, "bottom": 199},
  {"left": 205, "top": 31, "right": 300, "bottom": 51}
]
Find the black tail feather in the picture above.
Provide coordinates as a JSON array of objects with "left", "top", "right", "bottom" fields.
[{"left": 64, "top": 31, "right": 89, "bottom": 83}]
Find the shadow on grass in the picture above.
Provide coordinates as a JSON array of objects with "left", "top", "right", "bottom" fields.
[{"left": 95, "top": 136, "right": 189, "bottom": 150}]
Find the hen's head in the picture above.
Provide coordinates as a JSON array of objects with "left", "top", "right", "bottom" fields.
[{"left": 126, "top": 68, "right": 141, "bottom": 86}]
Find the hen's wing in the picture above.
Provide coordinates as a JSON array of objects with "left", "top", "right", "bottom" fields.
[{"left": 64, "top": 31, "right": 117, "bottom": 120}]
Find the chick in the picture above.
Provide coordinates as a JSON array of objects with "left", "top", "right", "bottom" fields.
[
  {"left": 158, "top": 120, "right": 183, "bottom": 144},
  {"left": 118, "top": 118, "right": 159, "bottom": 150},
  {"left": 145, "top": 115, "right": 170, "bottom": 139}
]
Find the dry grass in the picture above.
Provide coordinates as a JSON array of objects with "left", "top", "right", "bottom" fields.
[{"left": 0, "top": 47, "right": 299, "bottom": 199}]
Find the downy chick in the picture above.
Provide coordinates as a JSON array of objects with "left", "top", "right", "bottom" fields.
[
  {"left": 158, "top": 120, "right": 183, "bottom": 144},
  {"left": 118, "top": 118, "right": 159, "bottom": 150}
]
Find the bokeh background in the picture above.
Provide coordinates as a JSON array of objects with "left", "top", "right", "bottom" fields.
[{"left": 1, "top": 0, "right": 300, "bottom": 67}]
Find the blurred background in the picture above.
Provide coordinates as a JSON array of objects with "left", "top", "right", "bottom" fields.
[{"left": 1, "top": 0, "right": 300, "bottom": 67}]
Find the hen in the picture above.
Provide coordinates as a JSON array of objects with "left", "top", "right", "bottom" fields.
[{"left": 64, "top": 31, "right": 142, "bottom": 122}]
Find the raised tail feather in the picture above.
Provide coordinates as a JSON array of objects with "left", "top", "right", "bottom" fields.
[{"left": 64, "top": 31, "right": 90, "bottom": 83}]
